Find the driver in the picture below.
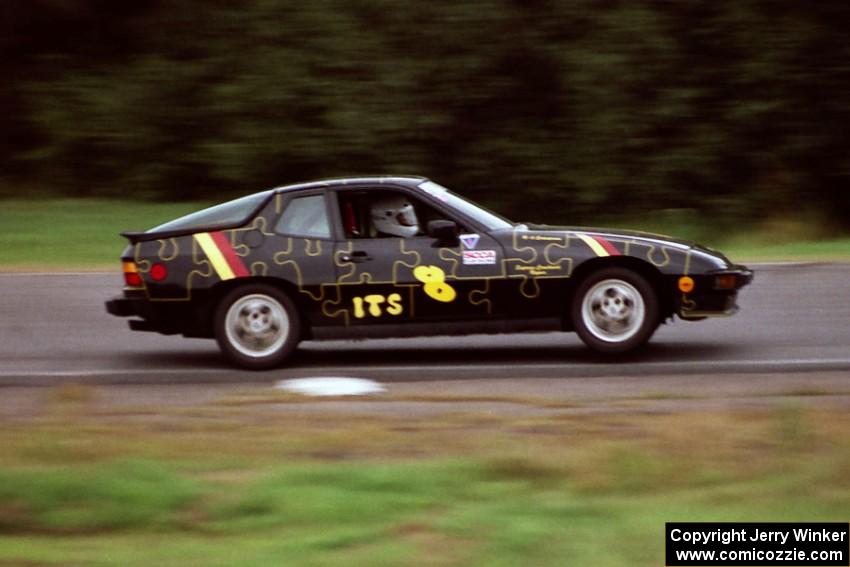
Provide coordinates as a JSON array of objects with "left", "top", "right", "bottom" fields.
[{"left": 370, "top": 195, "right": 420, "bottom": 237}]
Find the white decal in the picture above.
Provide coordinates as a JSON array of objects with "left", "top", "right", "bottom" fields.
[
  {"left": 460, "top": 233, "right": 480, "bottom": 250},
  {"left": 462, "top": 250, "right": 497, "bottom": 265}
]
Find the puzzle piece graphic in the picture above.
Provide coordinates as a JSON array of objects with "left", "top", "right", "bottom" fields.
[
  {"left": 156, "top": 238, "right": 180, "bottom": 262},
  {"left": 468, "top": 279, "right": 492, "bottom": 315},
  {"left": 646, "top": 244, "right": 671, "bottom": 268},
  {"left": 320, "top": 285, "right": 350, "bottom": 326},
  {"left": 504, "top": 231, "right": 576, "bottom": 300},
  {"left": 272, "top": 237, "right": 295, "bottom": 264},
  {"left": 305, "top": 239, "right": 322, "bottom": 257},
  {"left": 273, "top": 259, "right": 326, "bottom": 301},
  {"left": 180, "top": 237, "right": 215, "bottom": 300},
  {"left": 354, "top": 272, "right": 376, "bottom": 285},
  {"left": 511, "top": 231, "right": 539, "bottom": 263},
  {"left": 230, "top": 217, "right": 276, "bottom": 257},
  {"left": 249, "top": 261, "right": 269, "bottom": 277},
  {"left": 542, "top": 235, "right": 570, "bottom": 265},
  {"left": 437, "top": 248, "right": 462, "bottom": 279},
  {"left": 334, "top": 241, "right": 356, "bottom": 283},
  {"left": 134, "top": 243, "right": 152, "bottom": 273},
  {"left": 392, "top": 240, "right": 422, "bottom": 282},
  {"left": 518, "top": 276, "right": 541, "bottom": 299}
]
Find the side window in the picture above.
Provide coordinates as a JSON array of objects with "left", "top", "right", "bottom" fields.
[
  {"left": 275, "top": 194, "right": 331, "bottom": 238},
  {"left": 337, "top": 190, "right": 457, "bottom": 239}
]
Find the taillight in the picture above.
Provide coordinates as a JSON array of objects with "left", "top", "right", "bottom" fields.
[
  {"left": 150, "top": 263, "right": 168, "bottom": 281},
  {"left": 123, "top": 261, "right": 143, "bottom": 287}
]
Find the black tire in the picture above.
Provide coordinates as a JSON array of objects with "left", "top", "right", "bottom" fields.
[
  {"left": 214, "top": 283, "right": 301, "bottom": 370},
  {"left": 571, "top": 267, "right": 660, "bottom": 354}
]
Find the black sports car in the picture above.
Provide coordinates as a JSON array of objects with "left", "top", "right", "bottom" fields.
[{"left": 106, "top": 176, "right": 753, "bottom": 369}]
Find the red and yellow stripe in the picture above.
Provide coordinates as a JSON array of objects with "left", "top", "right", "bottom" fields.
[
  {"left": 194, "top": 231, "right": 250, "bottom": 280},
  {"left": 576, "top": 233, "right": 621, "bottom": 257}
]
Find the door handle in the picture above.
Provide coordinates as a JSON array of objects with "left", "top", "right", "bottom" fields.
[{"left": 341, "top": 251, "right": 371, "bottom": 263}]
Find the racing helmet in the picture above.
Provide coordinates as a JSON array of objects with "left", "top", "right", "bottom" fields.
[{"left": 370, "top": 195, "right": 419, "bottom": 237}]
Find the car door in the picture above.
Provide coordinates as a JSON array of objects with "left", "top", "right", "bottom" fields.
[
  {"left": 263, "top": 190, "right": 339, "bottom": 327},
  {"left": 329, "top": 186, "right": 506, "bottom": 327}
]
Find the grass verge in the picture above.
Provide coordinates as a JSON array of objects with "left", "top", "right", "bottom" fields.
[
  {"left": 1, "top": 199, "right": 849, "bottom": 270},
  {"left": 0, "top": 199, "right": 212, "bottom": 270},
  {"left": 1, "top": 389, "right": 848, "bottom": 567}
]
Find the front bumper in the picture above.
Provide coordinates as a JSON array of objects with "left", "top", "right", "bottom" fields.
[{"left": 677, "top": 265, "right": 753, "bottom": 319}]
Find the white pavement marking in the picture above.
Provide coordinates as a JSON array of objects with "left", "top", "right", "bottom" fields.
[{"left": 276, "top": 377, "right": 386, "bottom": 396}]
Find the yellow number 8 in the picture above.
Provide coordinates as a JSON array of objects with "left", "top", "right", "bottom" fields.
[{"left": 413, "top": 265, "right": 456, "bottom": 303}]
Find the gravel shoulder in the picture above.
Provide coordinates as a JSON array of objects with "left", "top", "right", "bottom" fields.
[{"left": 2, "top": 371, "right": 848, "bottom": 422}]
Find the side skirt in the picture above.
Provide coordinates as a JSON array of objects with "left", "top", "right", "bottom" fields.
[{"left": 311, "top": 318, "right": 563, "bottom": 341}]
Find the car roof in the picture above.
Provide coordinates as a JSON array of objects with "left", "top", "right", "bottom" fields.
[{"left": 272, "top": 176, "right": 427, "bottom": 194}]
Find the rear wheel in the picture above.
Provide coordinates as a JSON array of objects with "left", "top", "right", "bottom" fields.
[
  {"left": 214, "top": 284, "right": 301, "bottom": 369},
  {"left": 571, "top": 267, "right": 660, "bottom": 354}
]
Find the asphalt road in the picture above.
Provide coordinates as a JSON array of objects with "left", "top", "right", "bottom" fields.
[{"left": 0, "top": 264, "right": 848, "bottom": 386}]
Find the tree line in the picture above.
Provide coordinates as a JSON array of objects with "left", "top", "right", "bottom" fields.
[{"left": 2, "top": 0, "right": 848, "bottom": 226}]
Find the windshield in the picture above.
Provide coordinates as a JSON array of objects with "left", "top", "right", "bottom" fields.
[
  {"left": 417, "top": 181, "right": 513, "bottom": 231},
  {"left": 148, "top": 190, "right": 272, "bottom": 233}
]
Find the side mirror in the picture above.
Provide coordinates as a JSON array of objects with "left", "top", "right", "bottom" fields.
[{"left": 427, "top": 219, "right": 459, "bottom": 247}]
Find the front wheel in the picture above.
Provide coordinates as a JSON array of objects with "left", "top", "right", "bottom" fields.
[
  {"left": 214, "top": 284, "right": 301, "bottom": 370},
  {"left": 571, "top": 267, "right": 660, "bottom": 354}
]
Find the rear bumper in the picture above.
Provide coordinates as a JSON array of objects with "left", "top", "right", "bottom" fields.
[
  {"left": 104, "top": 294, "right": 209, "bottom": 337},
  {"left": 105, "top": 290, "right": 155, "bottom": 319},
  {"left": 105, "top": 296, "right": 140, "bottom": 317}
]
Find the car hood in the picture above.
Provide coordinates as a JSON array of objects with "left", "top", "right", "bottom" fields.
[{"left": 517, "top": 224, "right": 733, "bottom": 269}]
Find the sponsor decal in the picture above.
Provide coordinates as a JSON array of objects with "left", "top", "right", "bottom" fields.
[
  {"left": 515, "top": 264, "right": 562, "bottom": 276},
  {"left": 460, "top": 233, "right": 480, "bottom": 250},
  {"left": 462, "top": 250, "right": 497, "bottom": 265},
  {"left": 575, "top": 233, "right": 620, "bottom": 257},
  {"left": 194, "top": 231, "right": 250, "bottom": 280},
  {"left": 521, "top": 234, "right": 563, "bottom": 241}
]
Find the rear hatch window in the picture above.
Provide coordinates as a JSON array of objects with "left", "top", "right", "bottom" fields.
[{"left": 147, "top": 190, "right": 272, "bottom": 234}]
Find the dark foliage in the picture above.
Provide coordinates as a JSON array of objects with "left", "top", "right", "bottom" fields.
[{"left": 2, "top": 0, "right": 848, "bottom": 225}]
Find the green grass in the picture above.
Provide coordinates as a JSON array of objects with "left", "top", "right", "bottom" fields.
[
  {"left": 1, "top": 453, "right": 848, "bottom": 567},
  {"left": 1, "top": 198, "right": 849, "bottom": 269},
  {"left": 717, "top": 238, "right": 850, "bottom": 262},
  {"left": 1, "top": 396, "right": 849, "bottom": 567},
  {"left": 0, "top": 199, "right": 211, "bottom": 270},
  {"left": 0, "top": 460, "right": 199, "bottom": 533},
  {"left": 608, "top": 210, "right": 850, "bottom": 262}
]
